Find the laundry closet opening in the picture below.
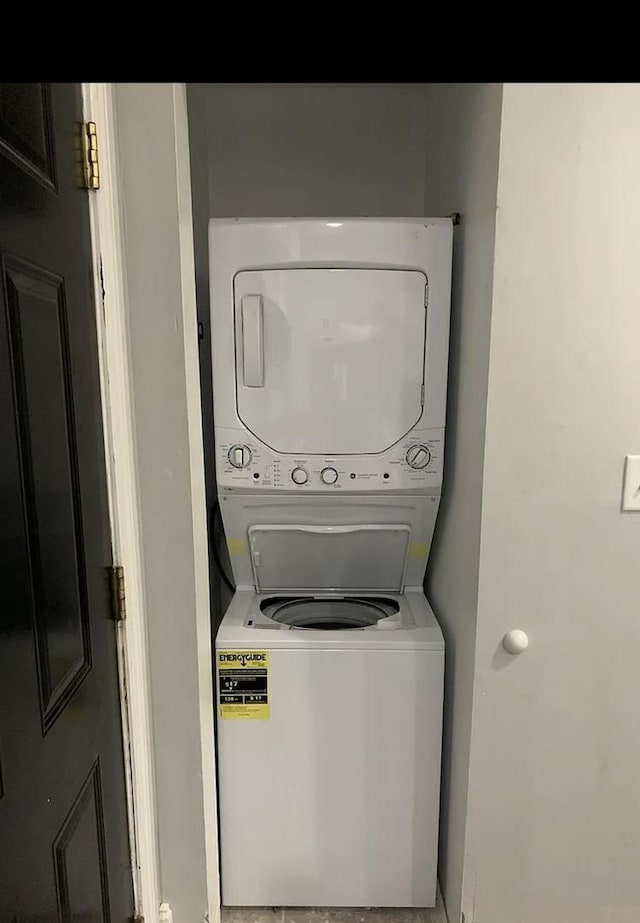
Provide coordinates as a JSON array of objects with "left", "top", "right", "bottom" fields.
[{"left": 186, "top": 83, "right": 455, "bottom": 915}]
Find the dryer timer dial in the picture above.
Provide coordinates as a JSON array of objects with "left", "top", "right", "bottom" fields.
[
  {"left": 406, "top": 445, "right": 431, "bottom": 469},
  {"left": 228, "top": 444, "right": 252, "bottom": 468},
  {"left": 291, "top": 467, "right": 308, "bottom": 485}
]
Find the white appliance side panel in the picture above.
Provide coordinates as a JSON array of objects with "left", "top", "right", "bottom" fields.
[
  {"left": 234, "top": 269, "right": 427, "bottom": 456},
  {"left": 216, "top": 647, "right": 444, "bottom": 907}
]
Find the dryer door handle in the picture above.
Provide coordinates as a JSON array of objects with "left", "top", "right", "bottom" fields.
[{"left": 241, "top": 294, "right": 264, "bottom": 387}]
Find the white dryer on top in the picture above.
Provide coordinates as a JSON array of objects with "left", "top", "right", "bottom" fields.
[{"left": 210, "top": 221, "right": 451, "bottom": 479}]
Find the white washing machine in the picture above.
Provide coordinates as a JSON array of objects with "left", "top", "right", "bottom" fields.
[{"left": 210, "top": 219, "right": 452, "bottom": 908}]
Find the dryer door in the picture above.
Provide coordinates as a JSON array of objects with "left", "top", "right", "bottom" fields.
[{"left": 234, "top": 269, "right": 427, "bottom": 455}]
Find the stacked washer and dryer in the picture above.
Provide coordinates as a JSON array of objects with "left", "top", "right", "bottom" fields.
[{"left": 210, "top": 218, "right": 452, "bottom": 909}]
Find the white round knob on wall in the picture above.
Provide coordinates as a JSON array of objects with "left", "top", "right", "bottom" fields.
[
  {"left": 502, "top": 629, "right": 529, "bottom": 655},
  {"left": 291, "top": 467, "right": 308, "bottom": 485},
  {"left": 321, "top": 467, "right": 339, "bottom": 485}
]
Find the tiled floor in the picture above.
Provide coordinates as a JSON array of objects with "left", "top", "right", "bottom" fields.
[{"left": 221, "top": 890, "right": 448, "bottom": 923}]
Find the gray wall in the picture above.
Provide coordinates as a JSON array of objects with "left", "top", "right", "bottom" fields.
[
  {"left": 114, "top": 83, "right": 212, "bottom": 923},
  {"left": 200, "top": 83, "right": 432, "bottom": 218},
  {"left": 186, "top": 84, "right": 225, "bottom": 624},
  {"left": 187, "top": 83, "right": 212, "bottom": 477},
  {"left": 463, "top": 82, "right": 640, "bottom": 923},
  {"left": 423, "top": 84, "right": 503, "bottom": 923}
]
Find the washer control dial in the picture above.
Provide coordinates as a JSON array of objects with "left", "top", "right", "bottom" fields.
[
  {"left": 406, "top": 444, "right": 431, "bottom": 469},
  {"left": 321, "top": 467, "right": 339, "bottom": 485},
  {"left": 291, "top": 467, "right": 308, "bottom": 485},
  {"left": 228, "top": 444, "right": 252, "bottom": 468}
]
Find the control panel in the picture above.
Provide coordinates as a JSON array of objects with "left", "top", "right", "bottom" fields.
[{"left": 216, "top": 427, "right": 444, "bottom": 492}]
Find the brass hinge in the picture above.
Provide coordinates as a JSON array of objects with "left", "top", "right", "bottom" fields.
[
  {"left": 109, "top": 565, "right": 126, "bottom": 621},
  {"left": 83, "top": 121, "right": 100, "bottom": 190}
]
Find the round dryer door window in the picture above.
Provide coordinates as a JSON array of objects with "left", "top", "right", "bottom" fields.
[{"left": 260, "top": 597, "right": 399, "bottom": 630}]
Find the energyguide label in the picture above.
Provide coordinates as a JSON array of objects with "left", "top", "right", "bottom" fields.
[{"left": 218, "top": 650, "right": 270, "bottom": 719}]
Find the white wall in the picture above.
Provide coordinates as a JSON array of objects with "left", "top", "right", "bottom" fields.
[
  {"left": 114, "top": 83, "right": 217, "bottom": 923},
  {"left": 463, "top": 83, "right": 640, "bottom": 923},
  {"left": 202, "top": 83, "right": 432, "bottom": 217},
  {"left": 423, "top": 84, "right": 503, "bottom": 923}
]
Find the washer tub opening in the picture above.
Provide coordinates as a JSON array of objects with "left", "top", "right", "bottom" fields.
[{"left": 259, "top": 596, "right": 400, "bottom": 630}]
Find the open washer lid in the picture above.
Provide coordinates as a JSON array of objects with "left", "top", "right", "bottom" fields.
[{"left": 248, "top": 524, "right": 411, "bottom": 593}]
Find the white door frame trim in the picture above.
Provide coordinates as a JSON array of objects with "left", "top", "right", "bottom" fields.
[
  {"left": 171, "top": 81, "right": 222, "bottom": 923},
  {"left": 82, "top": 82, "right": 161, "bottom": 923},
  {"left": 82, "top": 82, "right": 221, "bottom": 923}
]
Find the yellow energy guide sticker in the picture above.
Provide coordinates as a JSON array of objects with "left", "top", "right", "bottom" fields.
[{"left": 218, "top": 650, "right": 270, "bottom": 719}]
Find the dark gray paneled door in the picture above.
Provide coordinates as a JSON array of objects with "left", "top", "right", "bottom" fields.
[{"left": 0, "top": 84, "right": 134, "bottom": 922}]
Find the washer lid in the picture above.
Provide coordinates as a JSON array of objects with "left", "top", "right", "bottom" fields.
[{"left": 248, "top": 524, "right": 411, "bottom": 593}]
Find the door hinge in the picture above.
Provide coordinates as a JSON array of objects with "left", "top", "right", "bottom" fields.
[
  {"left": 83, "top": 121, "right": 100, "bottom": 190},
  {"left": 424, "top": 281, "right": 429, "bottom": 309},
  {"left": 109, "top": 565, "right": 127, "bottom": 622},
  {"left": 420, "top": 383, "right": 425, "bottom": 405}
]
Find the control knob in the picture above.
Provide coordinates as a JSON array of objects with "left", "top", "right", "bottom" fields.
[
  {"left": 320, "top": 467, "right": 339, "bottom": 485},
  {"left": 291, "top": 467, "right": 308, "bottom": 485},
  {"left": 228, "top": 444, "right": 252, "bottom": 468},
  {"left": 406, "top": 445, "right": 431, "bottom": 469}
]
